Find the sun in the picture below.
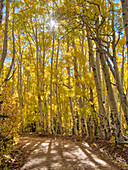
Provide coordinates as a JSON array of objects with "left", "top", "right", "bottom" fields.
[
  {"left": 51, "top": 20, "right": 56, "bottom": 27},
  {"left": 50, "top": 20, "right": 58, "bottom": 28}
]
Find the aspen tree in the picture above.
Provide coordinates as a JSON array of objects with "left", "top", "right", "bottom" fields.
[
  {"left": 42, "top": 21, "right": 49, "bottom": 133},
  {"left": 89, "top": 52, "right": 95, "bottom": 136},
  {"left": 55, "top": 39, "right": 62, "bottom": 134},
  {"left": 0, "top": 0, "right": 9, "bottom": 74},
  {"left": 73, "top": 39, "right": 82, "bottom": 135},
  {"left": 66, "top": 38, "right": 78, "bottom": 136},
  {"left": 11, "top": 4, "right": 15, "bottom": 94},
  {"left": 50, "top": 24, "right": 55, "bottom": 134},
  {"left": 80, "top": 31, "right": 89, "bottom": 136},
  {"left": 87, "top": 28, "right": 112, "bottom": 140},
  {"left": 35, "top": 24, "right": 44, "bottom": 134},
  {"left": 0, "top": 0, "right": 3, "bottom": 25},
  {"left": 121, "top": 0, "right": 128, "bottom": 57},
  {"left": 101, "top": 1, "right": 128, "bottom": 129},
  {"left": 98, "top": 47, "right": 123, "bottom": 141},
  {"left": 96, "top": 47, "right": 105, "bottom": 137},
  {"left": 120, "top": 46, "right": 125, "bottom": 133},
  {"left": 18, "top": 34, "right": 24, "bottom": 131},
  {"left": 5, "top": 3, "right": 15, "bottom": 82}
]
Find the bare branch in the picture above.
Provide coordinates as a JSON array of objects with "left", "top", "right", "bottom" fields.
[
  {"left": 4, "top": 68, "right": 16, "bottom": 83},
  {"left": 115, "top": 33, "right": 120, "bottom": 47}
]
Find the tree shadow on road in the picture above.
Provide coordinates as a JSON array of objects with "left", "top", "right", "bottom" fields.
[{"left": 20, "top": 136, "right": 119, "bottom": 170}]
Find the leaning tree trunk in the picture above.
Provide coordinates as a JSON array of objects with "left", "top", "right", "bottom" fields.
[
  {"left": 111, "top": 4, "right": 128, "bottom": 128},
  {"left": 96, "top": 48, "right": 105, "bottom": 137},
  {"left": 99, "top": 48, "right": 123, "bottom": 142},
  {"left": 87, "top": 29, "right": 112, "bottom": 140}
]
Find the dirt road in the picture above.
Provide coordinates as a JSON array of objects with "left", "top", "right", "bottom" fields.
[{"left": 18, "top": 136, "right": 122, "bottom": 170}]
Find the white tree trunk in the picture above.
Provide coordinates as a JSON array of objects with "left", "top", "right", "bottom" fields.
[
  {"left": 0, "top": 0, "right": 9, "bottom": 74},
  {"left": 99, "top": 50, "right": 123, "bottom": 142},
  {"left": 87, "top": 29, "right": 111, "bottom": 140}
]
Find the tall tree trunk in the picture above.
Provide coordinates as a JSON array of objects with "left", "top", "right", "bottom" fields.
[
  {"left": 74, "top": 47, "right": 81, "bottom": 135},
  {"left": 11, "top": 4, "right": 15, "bottom": 94},
  {"left": 89, "top": 55, "right": 95, "bottom": 136},
  {"left": 0, "top": 0, "right": 9, "bottom": 74},
  {"left": 121, "top": 0, "right": 128, "bottom": 127},
  {"left": 96, "top": 49, "right": 105, "bottom": 137},
  {"left": 5, "top": 4, "right": 15, "bottom": 82},
  {"left": 42, "top": 23, "right": 49, "bottom": 133},
  {"left": 99, "top": 49, "right": 123, "bottom": 142},
  {"left": 35, "top": 25, "right": 44, "bottom": 134},
  {"left": 87, "top": 29, "right": 111, "bottom": 140},
  {"left": 50, "top": 26, "right": 55, "bottom": 134},
  {"left": 18, "top": 34, "right": 23, "bottom": 132},
  {"left": 120, "top": 46, "right": 125, "bottom": 133},
  {"left": 111, "top": 2, "right": 128, "bottom": 129},
  {"left": 0, "top": 0, "right": 4, "bottom": 25},
  {"left": 121, "top": 0, "right": 128, "bottom": 59},
  {"left": 55, "top": 40, "right": 62, "bottom": 134},
  {"left": 110, "top": 55, "right": 128, "bottom": 128},
  {"left": 67, "top": 38, "right": 78, "bottom": 136},
  {"left": 80, "top": 32, "right": 89, "bottom": 136}
]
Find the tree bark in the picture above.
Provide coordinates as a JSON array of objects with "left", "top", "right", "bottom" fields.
[
  {"left": 67, "top": 38, "right": 78, "bottom": 136},
  {"left": 35, "top": 25, "right": 44, "bottom": 134},
  {"left": 55, "top": 40, "right": 62, "bottom": 134},
  {"left": 0, "top": 0, "right": 9, "bottom": 74},
  {"left": 18, "top": 34, "right": 24, "bottom": 132},
  {"left": 99, "top": 50, "right": 123, "bottom": 142},
  {"left": 0, "top": 0, "right": 4, "bottom": 25},
  {"left": 5, "top": 4, "right": 15, "bottom": 82},
  {"left": 50, "top": 26, "right": 55, "bottom": 134},
  {"left": 87, "top": 29, "right": 111, "bottom": 140}
]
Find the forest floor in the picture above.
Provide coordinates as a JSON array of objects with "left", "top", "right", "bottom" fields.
[{"left": 3, "top": 133, "right": 128, "bottom": 170}]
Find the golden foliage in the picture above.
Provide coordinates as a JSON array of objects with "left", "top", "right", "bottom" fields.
[{"left": 0, "top": 88, "right": 20, "bottom": 165}]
